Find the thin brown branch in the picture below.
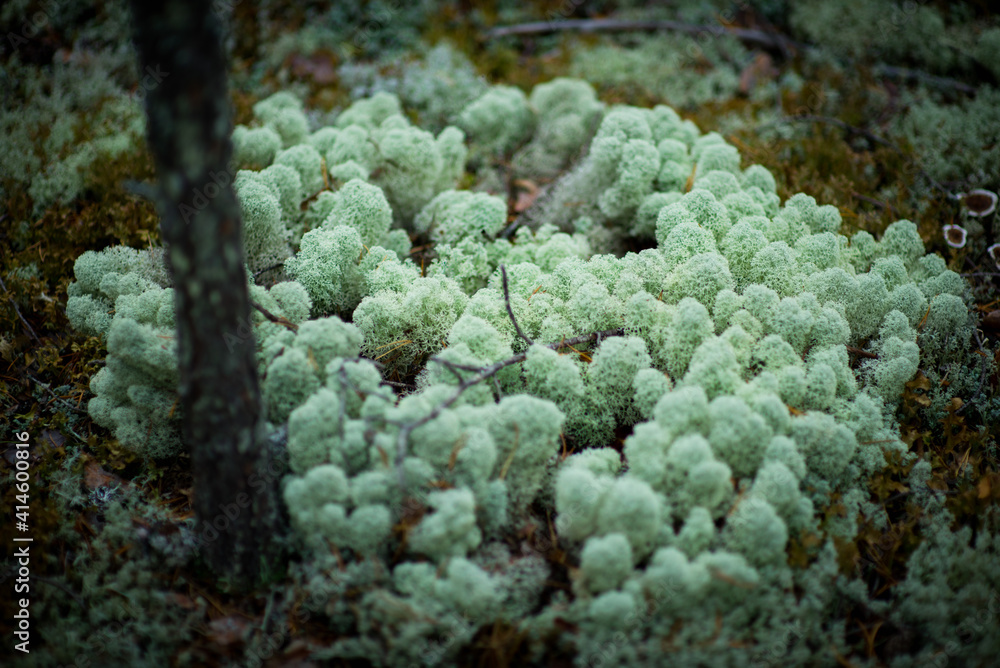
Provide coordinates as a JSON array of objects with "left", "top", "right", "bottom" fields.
[
  {"left": 872, "top": 64, "right": 976, "bottom": 94},
  {"left": 486, "top": 18, "right": 808, "bottom": 54},
  {"left": 429, "top": 359, "right": 484, "bottom": 373},
  {"left": 395, "top": 326, "right": 624, "bottom": 484},
  {"left": 0, "top": 274, "right": 42, "bottom": 345},
  {"left": 432, "top": 357, "right": 470, "bottom": 385},
  {"left": 846, "top": 346, "right": 879, "bottom": 360},
  {"left": 851, "top": 191, "right": 898, "bottom": 217},
  {"left": 252, "top": 263, "right": 286, "bottom": 279},
  {"left": 488, "top": 19, "right": 980, "bottom": 96},
  {"left": 501, "top": 265, "right": 533, "bottom": 346},
  {"left": 380, "top": 379, "right": 415, "bottom": 390},
  {"left": 783, "top": 114, "right": 897, "bottom": 149},
  {"left": 25, "top": 373, "right": 90, "bottom": 417},
  {"left": 250, "top": 300, "right": 299, "bottom": 332}
]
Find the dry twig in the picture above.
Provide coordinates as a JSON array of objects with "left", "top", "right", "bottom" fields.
[
  {"left": 501, "top": 265, "right": 533, "bottom": 346},
  {"left": 250, "top": 300, "right": 299, "bottom": 332},
  {"left": 0, "top": 274, "right": 41, "bottom": 345},
  {"left": 486, "top": 18, "right": 808, "bottom": 55},
  {"left": 395, "top": 326, "right": 624, "bottom": 485}
]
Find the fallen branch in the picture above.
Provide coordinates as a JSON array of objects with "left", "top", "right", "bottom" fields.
[
  {"left": 501, "top": 265, "right": 534, "bottom": 346},
  {"left": 253, "top": 263, "right": 286, "bottom": 280},
  {"left": 872, "top": 64, "right": 976, "bottom": 94},
  {"left": 25, "top": 373, "right": 89, "bottom": 416},
  {"left": 851, "top": 191, "right": 898, "bottom": 217},
  {"left": 0, "top": 274, "right": 41, "bottom": 345},
  {"left": 395, "top": 326, "right": 624, "bottom": 485},
  {"left": 780, "top": 114, "right": 896, "bottom": 149},
  {"left": 433, "top": 357, "right": 471, "bottom": 385},
  {"left": 486, "top": 18, "right": 808, "bottom": 55},
  {"left": 846, "top": 346, "right": 879, "bottom": 360},
  {"left": 379, "top": 379, "right": 416, "bottom": 391},
  {"left": 487, "top": 18, "right": 981, "bottom": 97},
  {"left": 251, "top": 300, "right": 299, "bottom": 332}
]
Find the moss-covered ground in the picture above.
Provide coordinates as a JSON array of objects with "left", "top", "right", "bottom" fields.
[{"left": 1, "top": 1, "right": 998, "bottom": 665}]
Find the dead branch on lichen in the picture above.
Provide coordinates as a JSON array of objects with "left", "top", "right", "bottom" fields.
[{"left": 394, "top": 326, "right": 624, "bottom": 485}]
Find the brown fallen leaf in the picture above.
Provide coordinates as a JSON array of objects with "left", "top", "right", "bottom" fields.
[
  {"left": 512, "top": 179, "right": 539, "bottom": 213},
  {"left": 981, "top": 309, "right": 1000, "bottom": 334},
  {"left": 288, "top": 51, "right": 338, "bottom": 85},
  {"left": 739, "top": 52, "right": 776, "bottom": 95},
  {"left": 41, "top": 429, "right": 67, "bottom": 449},
  {"left": 84, "top": 460, "right": 127, "bottom": 491},
  {"left": 208, "top": 615, "right": 248, "bottom": 646},
  {"left": 165, "top": 592, "right": 199, "bottom": 610},
  {"left": 684, "top": 163, "right": 697, "bottom": 192}
]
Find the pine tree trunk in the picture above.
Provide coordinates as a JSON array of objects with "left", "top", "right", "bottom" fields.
[{"left": 128, "top": 0, "right": 284, "bottom": 589}]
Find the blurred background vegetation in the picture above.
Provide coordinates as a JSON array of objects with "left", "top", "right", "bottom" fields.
[{"left": 1, "top": 1, "right": 997, "bottom": 665}]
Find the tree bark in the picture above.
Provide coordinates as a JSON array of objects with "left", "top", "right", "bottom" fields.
[{"left": 128, "top": 0, "right": 283, "bottom": 589}]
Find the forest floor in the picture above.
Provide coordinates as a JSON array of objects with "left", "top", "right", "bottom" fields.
[{"left": 1, "top": 2, "right": 998, "bottom": 666}]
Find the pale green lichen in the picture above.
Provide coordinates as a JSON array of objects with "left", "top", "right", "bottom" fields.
[{"left": 62, "top": 71, "right": 997, "bottom": 666}]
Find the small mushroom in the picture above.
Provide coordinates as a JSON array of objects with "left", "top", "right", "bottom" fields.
[
  {"left": 987, "top": 243, "right": 1000, "bottom": 269},
  {"left": 943, "top": 224, "right": 967, "bottom": 248},
  {"left": 959, "top": 189, "right": 998, "bottom": 217}
]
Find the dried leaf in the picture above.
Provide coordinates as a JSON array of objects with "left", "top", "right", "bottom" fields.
[
  {"left": 905, "top": 372, "right": 931, "bottom": 392},
  {"left": 684, "top": 163, "right": 697, "bottom": 192},
  {"left": 981, "top": 309, "right": 1000, "bottom": 334},
  {"left": 289, "top": 52, "right": 338, "bottom": 85},
  {"left": 707, "top": 566, "right": 756, "bottom": 589},
  {"left": 512, "top": 179, "right": 539, "bottom": 213},
  {"left": 739, "top": 52, "right": 776, "bottom": 94},
  {"left": 208, "top": 615, "right": 248, "bottom": 646},
  {"left": 84, "top": 461, "right": 125, "bottom": 490},
  {"left": 166, "top": 592, "right": 197, "bottom": 609},
  {"left": 41, "top": 429, "right": 66, "bottom": 449},
  {"left": 926, "top": 477, "right": 949, "bottom": 492},
  {"left": 447, "top": 434, "right": 467, "bottom": 471}
]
